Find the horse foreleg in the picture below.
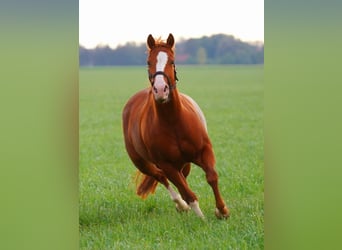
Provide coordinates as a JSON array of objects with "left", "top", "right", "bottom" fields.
[
  {"left": 131, "top": 159, "right": 190, "bottom": 212},
  {"left": 166, "top": 185, "right": 190, "bottom": 212},
  {"left": 162, "top": 164, "right": 205, "bottom": 218},
  {"left": 189, "top": 200, "right": 204, "bottom": 218},
  {"left": 168, "top": 185, "right": 204, "bottom": 218},
  {"left": 181, "top": 163, "right": 191, "bottom": 178}
]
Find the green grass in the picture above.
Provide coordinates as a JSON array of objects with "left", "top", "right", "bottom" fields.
[{"left": 80, "top": 65, "right": 264, "bottom": 249}]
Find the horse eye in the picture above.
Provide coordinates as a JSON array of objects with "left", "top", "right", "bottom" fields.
[{"left": 147, "top": 61, "right": 151, "bottom": 66}]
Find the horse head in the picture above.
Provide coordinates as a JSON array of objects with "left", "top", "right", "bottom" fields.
[{"left": 147, "top": 33, "right": 178, "bottom": 103}]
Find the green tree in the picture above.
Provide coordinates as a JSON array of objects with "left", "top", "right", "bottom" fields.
[{"left": 196, "top": 47, "right": 207, "bottom": 64}]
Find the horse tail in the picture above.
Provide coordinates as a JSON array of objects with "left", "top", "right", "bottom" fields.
[{"left": 135, "top": 171, "right": 158, "bottom": 199}]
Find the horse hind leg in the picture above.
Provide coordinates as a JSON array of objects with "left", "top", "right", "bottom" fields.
[
  {"left": 207, "top": 170, "right": 230, "bottom": 219},
  {"left": 195, "top": 146, "right": 230, "bottom": 219}
]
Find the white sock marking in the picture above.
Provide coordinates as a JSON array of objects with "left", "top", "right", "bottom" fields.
[
  {"left": 189, "top": 201, "right": 205, "bottom": 218},
  {"left": 167, "top": 186, "right": 190, "bottom": 211}
]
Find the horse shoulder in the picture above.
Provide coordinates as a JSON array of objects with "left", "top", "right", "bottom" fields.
[
  {"left": 123, "top": 88, "right": 152, "bottom": 158},
  {"left": 124, "top": 88, "right": 150, "bottom": 112},
  {"left": 176, "top": 94, "right": 212, "bottom": 157},
  {"left": 180, "top": 93, "right": 208, "bottom": 132}
]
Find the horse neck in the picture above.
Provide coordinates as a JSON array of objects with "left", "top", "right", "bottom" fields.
[{"left": 153, "top": 88, "right": 181, "bottom": 123}]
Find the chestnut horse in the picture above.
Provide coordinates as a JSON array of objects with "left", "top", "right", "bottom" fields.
[{"left": 122, "top": 33, "right": 229, "bottom": 219}]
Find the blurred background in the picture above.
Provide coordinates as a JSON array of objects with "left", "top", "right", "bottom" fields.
[{"left": 79, "top": 0, "right": 264, "bottom": 66}]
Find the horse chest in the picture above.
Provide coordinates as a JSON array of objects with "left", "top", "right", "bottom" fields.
[{"left": 145, "top": 127, "right": 200, "bottom": 163}]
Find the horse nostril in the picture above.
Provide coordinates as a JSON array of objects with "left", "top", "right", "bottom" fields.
[
  {"left": 153, "top": 86, "right": 158, "bottom": 93},
  {"left": 164, "top": 85, "right": 168, "bottom": 92}
]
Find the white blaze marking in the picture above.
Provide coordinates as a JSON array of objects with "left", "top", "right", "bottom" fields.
[
  {"left": 155, "top": 52, "right": 168, "bottom": 83},
  {"left": 156, "top": 51, "right": 168, "bottom": 71}
]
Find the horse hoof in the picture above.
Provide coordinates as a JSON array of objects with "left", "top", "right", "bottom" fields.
[
  {"left": 215, "top": 207, "right": 230, "bottom": 219},
  {"left": 175, "top": 201, "right": 190, "bottom": 212}
]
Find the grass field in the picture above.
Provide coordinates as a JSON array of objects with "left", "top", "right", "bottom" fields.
[{"left": 79, "top": 65, "right": 264, "bottom": 249}]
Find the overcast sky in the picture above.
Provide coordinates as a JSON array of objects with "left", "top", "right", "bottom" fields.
[{"left": 79, "top": 0, "right": 264, "bottom": 49}]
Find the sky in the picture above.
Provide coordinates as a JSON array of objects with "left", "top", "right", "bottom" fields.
[{"left": 79, "top": 0, "right": 264, "bottom": 49}]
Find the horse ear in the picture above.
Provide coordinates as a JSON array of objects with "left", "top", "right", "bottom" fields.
[
  {"left": 167, "top": 33, "right": 175, "bottom": 48},
  {"left": 147, "top": 34, "right": 155, "bottom": 49}
]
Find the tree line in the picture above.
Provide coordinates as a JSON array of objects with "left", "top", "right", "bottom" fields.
[{"left": 79, "top": 34, "right": 263, "bottom": 66}]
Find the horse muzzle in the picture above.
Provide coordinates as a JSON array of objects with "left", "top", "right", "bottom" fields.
[{"left": 152, "top": 79, "right": 170, "bottom": 103}]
